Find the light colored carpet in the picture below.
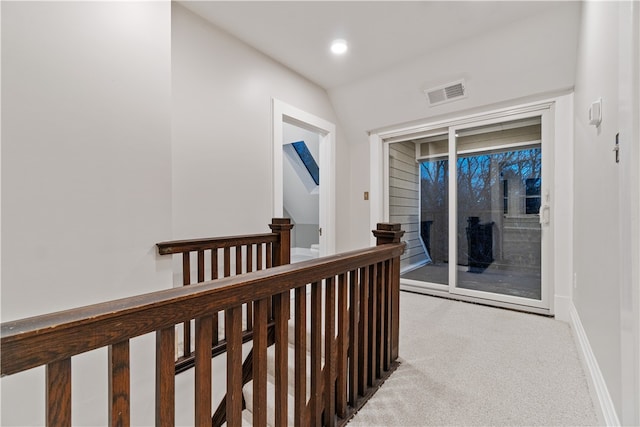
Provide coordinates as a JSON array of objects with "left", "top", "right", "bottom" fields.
[{"left": 348, "top": 292, "right": 598, "bottom": 426}]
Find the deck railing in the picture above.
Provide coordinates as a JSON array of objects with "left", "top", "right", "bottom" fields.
[
  {"left": 1, "top": 223, "right": 404, "bottom": 427},
  {"left": 156, "top": 218, "right": 293, "bottom": 373}
]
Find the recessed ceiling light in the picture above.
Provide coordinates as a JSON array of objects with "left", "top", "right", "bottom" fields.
[{"left": 330, "top": 39, "right": 348, "bottom": 55}]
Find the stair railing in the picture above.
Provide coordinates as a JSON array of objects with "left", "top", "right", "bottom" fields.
[
  {"left": 156, "top": 218, "right": 293, "bottom": 373},
  {"left": 1, "top": 223, "right": 404, "bottom": 427}
]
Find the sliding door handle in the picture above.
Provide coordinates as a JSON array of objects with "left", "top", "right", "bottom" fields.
[{"left": 539, "top": 205, "right": 550, "bottom": 225}]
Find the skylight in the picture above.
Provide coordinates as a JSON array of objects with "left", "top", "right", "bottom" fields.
[{"left": 291, "top": 141, "right": 319, "bottom": 185}]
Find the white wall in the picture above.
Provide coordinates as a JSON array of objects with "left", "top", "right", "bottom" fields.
[
  {"left": 330, "top": 2, "right": 581, "bottom": 249},
  {"left": 573, "top": 1, "right": 640, "bottom": 424},
  {"left": 1, "top": 2, "right": 172, "bottom": 425},
  {"left": 172, "top": 4, "right": 347, "bottom": 249},
  {"left": 0, "top": 3, "right": 348, "bottom": 424}
]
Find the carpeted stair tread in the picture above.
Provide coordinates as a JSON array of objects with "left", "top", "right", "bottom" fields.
[{"left": 242, "top": 376, "right": 295, "bottom": 427}]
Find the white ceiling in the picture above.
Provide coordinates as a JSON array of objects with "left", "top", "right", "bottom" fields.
[{"left": 180, "top": 1, "right": 568, "bottom": 90}]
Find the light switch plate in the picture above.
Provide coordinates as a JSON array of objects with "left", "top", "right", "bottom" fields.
[{"left": 589, "top": 98, "right": 602, "bottom": 126}]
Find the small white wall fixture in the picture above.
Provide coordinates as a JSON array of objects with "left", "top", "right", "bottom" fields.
[{"left": 272, "top": 99, "right": 336, "bottom": 256}]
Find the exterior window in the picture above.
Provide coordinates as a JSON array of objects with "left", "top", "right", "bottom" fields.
[
  {"left": 503, "top": 180, "right": 508, "bottom": 214},
  {"left": 500, "top": 147, "right": 542, "bottom": 216},
  {"left": 525, "top": 178, "right": 541, "bottom": 215}
]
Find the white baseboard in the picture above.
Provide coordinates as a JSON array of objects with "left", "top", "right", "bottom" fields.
[
  {"left": 554, "top": 294, "right": 572, "bottom": 322},
  {"left": 569, "top": 303, "right": 620, "bottom": 426}
]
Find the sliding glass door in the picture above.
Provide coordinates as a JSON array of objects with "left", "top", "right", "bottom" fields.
[{"left": 394, "top": 111, "right": 551, "bottom": 312}]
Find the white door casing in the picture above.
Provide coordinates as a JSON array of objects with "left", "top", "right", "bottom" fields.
[{"left": 272, "top": 99, "right": 336, "bottom": 256}]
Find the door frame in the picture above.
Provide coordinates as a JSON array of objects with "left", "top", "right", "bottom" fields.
[
  {"left": 272, "top": 99, "right": 336, "bottom": 256},
  {"left": 370, "top": 97, "right": 570, "bottom": 315}
]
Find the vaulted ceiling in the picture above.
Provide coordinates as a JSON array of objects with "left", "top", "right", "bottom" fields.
[{"left": 180, "top": 1, "right": 574, "bottom": 90}]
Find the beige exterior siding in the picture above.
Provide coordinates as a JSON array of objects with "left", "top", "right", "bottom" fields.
[{"left": 389, "top": 141, "right": 427, "bottom": 270}]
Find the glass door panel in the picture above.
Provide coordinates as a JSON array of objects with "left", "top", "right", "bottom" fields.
[
  {"left": 453, "top": 118, "right": 542, "bottom": 301},
  {"left": 400, "top": 156, "right": 449, "bottom": 285}
]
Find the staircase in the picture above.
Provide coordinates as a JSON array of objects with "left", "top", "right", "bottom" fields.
[
  {"left": 164, "top": 220, "right": 406, "bottom": 426},
  {"left": 240, "top": 290, "right": 322, "bottom": 426}
]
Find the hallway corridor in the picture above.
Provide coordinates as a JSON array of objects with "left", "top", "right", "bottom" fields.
[{"left": 348, "top": 292, "right": 598, "bottom": 426}]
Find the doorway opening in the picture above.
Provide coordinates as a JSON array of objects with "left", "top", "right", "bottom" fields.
[
  {"left": 373, "top": 104, "right": 554, "bottom": 313},
  {"left": 282, "top": 122, "right": 321, "bottom": 263},
  {"left": 272, "top": 99, "right": 336, "bottom": 258}
]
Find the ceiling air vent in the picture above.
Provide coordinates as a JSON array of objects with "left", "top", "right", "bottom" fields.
[{"left": 424, "top": 80, "right": 467, "bottom": 107}]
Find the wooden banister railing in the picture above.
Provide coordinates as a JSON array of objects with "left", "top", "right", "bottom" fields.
[
  {"left": 156, "top": 218, "right": 293, "bottom": 373},
  {"left": 1, "top": 223, "right": 404, "bottom": 427}
]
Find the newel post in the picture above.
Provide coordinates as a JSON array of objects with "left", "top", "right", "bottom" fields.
[
  {"left": 269, "top": 218, "right": 294, "bottom": 266},
  {"left": 372, "top": 223, "right": 404, "bottom": 246},
  {"left": 372, "top": 223, "right": 404, "bottom": 362}
]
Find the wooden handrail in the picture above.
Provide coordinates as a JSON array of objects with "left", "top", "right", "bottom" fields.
[
  {"left": 156, "top": 233, "right": 279, "bottom": 255},
  {"left": 1, "top": 244, "right": 402, "bottom": 375},
  {"left": 156, "top": 218, "right": 293, "bottom": 371},
  {"left": 1, "top": 223, "right": 405, "bottom": 427}
]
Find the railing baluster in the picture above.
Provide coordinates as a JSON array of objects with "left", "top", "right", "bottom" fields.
[
  {"left": 47, "top": 358, "right": 71, "bottom": 427},
  {"left": 266, "top": 242, "right": 272, "bottom": 268},
  {"left": 376, "top": 261, "right": 385, "bottom": 378},
  {"left": 324, "top": 276, "right": 336, "bottom": 427},
  {"left": 336, "top": 273, "right": 348, "bottom": 418},
  {"left": 253, "top": 297, "right": 269, "bottom": 426},
  {"left": 211, "top": 249, "right": 220, "bottom": 346},
  {"left": 348, "top": 269, "right": 359, "bottom": 406},
  {"left": 195, "top": 315, "right": 213, "bottom": 426},
  {"left": 109, "top": 341, "right": 130, "bottom": 427},
  {"left": 391, "top": 253, "right": 400, "bottom": 361},
  {"left": 235, "top": 245, "right": 247, "bottom": 337},
  {"left": 384, "top": 259, "right": 392, "bottom": 371},
  {"left": 246, "top": 244, "right": 253, "bottom": 273},
  {"left": 211, "top": 248, "right": 218, "bottom": 280},
  {"left": 257, "top": 243, "right": 264, "bottom": 271},
  {"left": 246, "top": 246, "right": 253, "bottom": 331},
  {"left": 224, "top": 247, "right": 231, "bottom": 277},
  {"left": 310, "top": 281, "right": 322, "bottom": 426},
  {"left": 368, "top": 263, "right": 377, "bottom": 385},
  {"left": 197, "top": 250, "right": 205, "bottom": 283},
  {"left": 274, "top": 291, "right": 290, "bottom": 426},
  {"left": 234, "top": 245, "right": 251, "bottom": 332},
  {"left": 182, "top": 252, "right": 191, "bottom": 285},
  {"left": 267, "top": 243, "right": 273, "bottom": 318},
  {"left": 358, "top": 266, "right": 369, "bottom": 395},
  {"left": 182, "top": 253, "right": 192, "bottom": 358},
  {"left": 294, "top": 284, "right": 307, "bottom": 426},
  {"left": 225, "top": 306, "right": 243, "bottom": 426},
  {"left": 156, "top": 326, "right": 175, "bottom": 427},
  {"left": 222, "top": 247, "right": 231, "bottom": 344},
  {"left": 235, "top": 245, "right": 242, "bottom": 276}
]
